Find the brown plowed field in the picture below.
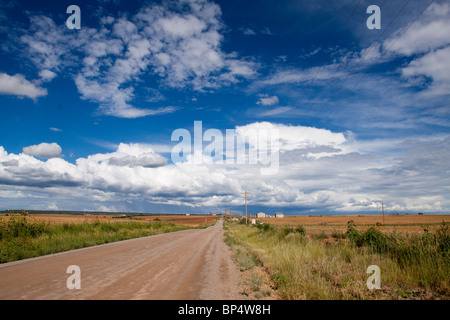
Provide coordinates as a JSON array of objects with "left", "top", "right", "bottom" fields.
[
  {"left": 255, "top": 214, "right": 450, "bottom": 234},
  {"left": 2, "top": 213, "right": 218, "bottom": 227}
]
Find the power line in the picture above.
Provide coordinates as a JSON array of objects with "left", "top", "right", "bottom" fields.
[
  {"left": 331, "top": 0, "right": 446, "bottom": 170},
  {"left": 282, "top": 1, "right": 441, "bottom": 216},
  {"left": 317, "top": 0, "right": 434, "bottom": 122},
  {"left": 293, "top": 0, "right": 366, "bottom": 121},
  {"left": 289, "top": 0, "right": 414, "bottom": 148},
  {"left": 309, "top": 0, "right": 389, "bottom": 92},
  {"left": 276, "top": 1, "right": 369, "bottom": 154},
  {"left": 305, "top": 0, "right": 364, "bottom": 88},
  {"left": 343, "top": 0, "right": 435, "bottom": 95},
  {"left": 298, "top": 0, "right": 442, "bottom": 213},
  {"left": 322, "top": 0, "right": 412, "bottom": 102},
  {"left": 284, "top": 0, "right": 400, "bottom": 146}
]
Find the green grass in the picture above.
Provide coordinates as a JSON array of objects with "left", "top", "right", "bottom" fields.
[
  {"left": 0, "top": 214, "right": 205, "bottom": 263},
  {"left": 224, "top": 220, "right": 450, "bottom": 300},
  {"left": 224, "top": 222, "right": 260, "bottom": 271}
]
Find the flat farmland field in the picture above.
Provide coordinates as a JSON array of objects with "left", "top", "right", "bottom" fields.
[
  {"left": 0, "top": 212, "right": 218, "bottom": 263},
  {"left": 255, "top": 214, "right": 450, "bottom": 234},
  {"left": 1, "top": 213, "right": 218, "bottom": 227},
  {"left": 147, "top": 215, "right": 218, "bottom": 226}
]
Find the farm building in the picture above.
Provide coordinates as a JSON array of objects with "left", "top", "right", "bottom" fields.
[
  {"left": 275, "top": 213, "right": 284, "bottom": 218},
  {"left": 256, "top": 212, "right": 267, "bottom": 218},
  {"left": 256, "top": 212, "right": 275, "bottom": 218}
]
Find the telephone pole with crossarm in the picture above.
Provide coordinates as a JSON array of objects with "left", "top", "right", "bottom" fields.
[{"left": 241, "top": 191, "right": 251, "bottom": 224}]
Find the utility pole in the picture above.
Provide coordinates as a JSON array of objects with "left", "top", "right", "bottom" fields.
[
  {"left": 229, "top": 204, "right": 231, "bottom": 221},
  {"left": 382, "top": 202, "right": 385, "bottom": 224},
  {"left": 241, "top": 191, "right": 251, "bottom": 224}
]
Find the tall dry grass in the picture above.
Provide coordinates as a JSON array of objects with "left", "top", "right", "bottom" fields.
[{"left": 225, "top": 220, "right": 450, "bottom": 299}]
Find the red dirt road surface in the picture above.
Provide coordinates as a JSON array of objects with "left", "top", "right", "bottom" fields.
[{"left": 0, "top": 219, "right": 241, "bottom": 300}]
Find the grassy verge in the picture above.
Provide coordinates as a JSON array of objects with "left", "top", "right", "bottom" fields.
[
  {"left": 224, "top": 220, "right": 450, "bottom": 300},
  {"left": 223, "top": 221, "right": 278, "bottom": 300},
  {"left": 0, "top": 213, "right": 208, "bottom": 263}
]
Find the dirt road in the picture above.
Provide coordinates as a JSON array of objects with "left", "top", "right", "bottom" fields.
[{"left": 0, "top": 219, "right": 241, "bottom": 300}]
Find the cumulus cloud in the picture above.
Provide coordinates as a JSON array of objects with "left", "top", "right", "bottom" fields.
[
  {"left": 383, "top": 2, "right": 450, "bottom": 57},
  {"left": 382, "top": 2, "right": 450, "bottom": 97},
  {"left": 252, "top": 2, "right": 450, "bottom": 101},
  {"left": 22, "top": 142, "right": 62, "bottom": 158},
  {"left": 19, "top": 15, "right": 76, "bottom": 75},
  {"left": 401, "top": 46, "right": 450, "bottom": 96},
  {"left": 38, "top": 69, "right": 57, "bottom": 82},
  {"left": 1, "top": 124, "right": 450, "bottom": 213},
  {"left": 102, "top": 143, "right": 167, "bottom": 168},
  {"left": 257, "top": 95, "right": 279, "bottom": 106},
  {"left": 0, "top": 72, "right": 47, "bottom": 99},
  {"left": 235, "top": 122, "right": 347, "bottom": 155},
  {"left": 19, "top": 0, "right": 258, "bottom": 118}
]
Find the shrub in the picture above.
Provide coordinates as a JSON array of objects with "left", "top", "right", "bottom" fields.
[
  {"left": 345, "top": 220, "right": 387, "bottom": 252},
  {"left": 271, "top": 273, "right": 288, "bottom": 289},
  {"left": 259, "top": 223, "right": 273, "bottom": 233},
  {"left": 295, "top": 225, "right": 306, "bottom": 236},
  {"left": 311, "top": 231, "right": 328, "bottom": 240},
  {"left": 279, "top": 227, "right": 293, "bottom": 238},
  {"left": 0, "top": 214, "right": 49, "bottom": 239},
  {"left": 359, "top": 227, "right": 387, "bottom": 252},
  {"left": 331, "top": 230, "right": 345, "bottom": 239},
  {"left": 436, "top": 222, "right": 450, "bottom": 255},
  {"left": 345, "top": 220, "right": 360, "bottom": 242},
  {"left": 238, "top": 218, "right": 247, "bottom": 225}
]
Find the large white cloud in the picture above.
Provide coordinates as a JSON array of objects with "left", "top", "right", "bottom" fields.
[
  {"left": 401, "top": 46, "right": 450, "bottom": 96},
  {"left": 382, "top": 2, "right": 450, "bottom": 97},
  {"left": 235, "top": 122, "right": 347, "bottom": 156},
  {"left": 383, "top": 2, "right": 450, "bottom": 57},
  {"left": 86, "top": 143, "right": 167, "bottom": 168},
  {"left": 22, "top": 142, "right": 62, "bottom": 159},
  {"left": 1, "top": 122, "right": 449, "bottom": 213},
  {"left": 0, "top": 72, "right": 47, "bottom": 100},
  {"left": 19, "top": 0, "right": 258, "bottom": 118}
]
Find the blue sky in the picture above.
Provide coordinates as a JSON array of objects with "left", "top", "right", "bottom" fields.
[{"left": 0, "top": 0, "right": 449, "bottom": 215}]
